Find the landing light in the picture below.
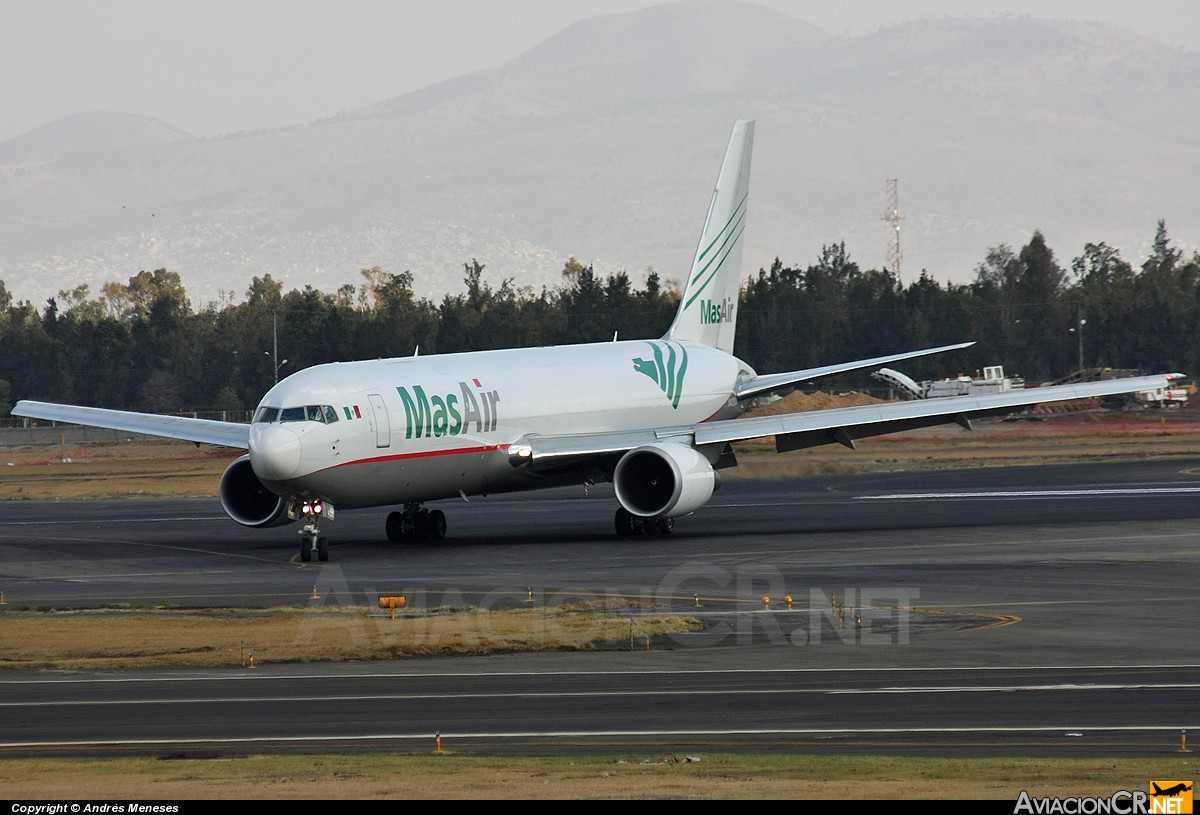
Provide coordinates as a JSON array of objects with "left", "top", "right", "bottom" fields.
[
  {"left": 301, "top": 500, "right": 324, "bottom": 516},
  {"left": 507, "top": 441, "right": 534, "bottom": 468}
]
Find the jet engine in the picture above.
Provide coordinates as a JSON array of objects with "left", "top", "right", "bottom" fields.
[
  {"left": 219, "top": 454, "right": 291, "bottom": 528},
  {"left": 613, "top": 442, "right": 716, "bottom": 519}
]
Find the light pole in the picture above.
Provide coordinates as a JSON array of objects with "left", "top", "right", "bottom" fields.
[
  {"left": 1069, "top": 316, "right": 1086, "bottom": 374},
  {"left": 266, "top": 312, "right": 288, "bottom": 384}
]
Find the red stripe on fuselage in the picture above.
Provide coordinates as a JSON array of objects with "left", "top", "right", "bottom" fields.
[{"left": 318, "top": 443, "right": 511, "bottom": 474}]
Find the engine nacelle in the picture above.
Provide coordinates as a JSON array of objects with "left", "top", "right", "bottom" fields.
[
  {"left": 219, "top": 454, "right": 292, "bottom": 528},
  {"left": 613, "top": 442, "right": 716, "bottom": 519}
]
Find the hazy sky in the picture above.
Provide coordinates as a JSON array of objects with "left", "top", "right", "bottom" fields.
[{"left": 3, "top": 0, "right": 1197, "bottom": 144}]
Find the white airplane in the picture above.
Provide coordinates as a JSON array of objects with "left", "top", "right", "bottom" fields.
[{"left": 12, "top": 120, "right": 1180, "bottom": 562}]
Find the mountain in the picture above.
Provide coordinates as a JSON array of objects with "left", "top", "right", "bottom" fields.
[
  {"left": 0, "top": 112, "right": 193, "bottom": 165},
  {"left": 1, "top": 0, "right": 1199, "bottom": 309}
]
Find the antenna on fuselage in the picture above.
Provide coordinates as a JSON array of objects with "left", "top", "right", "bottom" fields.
[
  {"left": 414, "top": 345, "right": 419, "bottom": 357},
  {"left": 613, "top": 331, "right": 618, "bottom": 342}
]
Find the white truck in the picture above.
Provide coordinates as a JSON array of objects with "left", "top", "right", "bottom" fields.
[
  {"left": 1131, "top": 380, "right": 1190, "bottom": 408},
  {"left": 872, "top": 365, "right": 1021, "bottom": 400},
  {"left": 924, "top": 366, "right": 1021, "bottom": 398}
]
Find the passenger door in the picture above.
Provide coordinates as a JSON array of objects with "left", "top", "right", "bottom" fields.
[{"left": 367, "top": 393, "right": 390, "bottom": 448}]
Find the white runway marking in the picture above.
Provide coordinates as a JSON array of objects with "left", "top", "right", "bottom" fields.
[
  {"left": 4, "top": 723, "right": 1199, "bottom": 749},
  {"left": 4, "top": 682, "right": 1200, "bottom": 708},
  {"left": 0, "top": 516, "right": 223, "bottom": 526},
  {"left": 4, "top": 663, "right": 1199, "bottom": 686},
  {"left": 857, "top": 487, "right": 1200, "bottom": 500}
]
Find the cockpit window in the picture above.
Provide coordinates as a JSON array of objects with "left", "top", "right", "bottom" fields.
[{"left": 255, "top": 405, "right": 339, "bottom": 424}]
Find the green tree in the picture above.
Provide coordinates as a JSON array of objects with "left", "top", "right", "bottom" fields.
[
  {"left": 213, "top": 385, "right": 243, "bottom": 414},
  {"left": 1071, "top": 242, "right": 1137, "bottom": 369},
  {"left": 1131, "top": 221, "right": 1199, "bottom": 373},
  {"left": 561, "top": 256, "right": 588, "bottom": 284},
  {"left": 555, "top": 262, "right": 609, "bottom": 344},
  {"left": 358, "top": 266, "right": 438, "bottom": 358},
  {"left": 1015, "top": 231, "right": 1070, "bottom": 379},
  {"left": 103, "top": 269, "right": 189, "bottom": 322}
]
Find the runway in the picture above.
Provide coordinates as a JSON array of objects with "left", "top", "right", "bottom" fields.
[
  {"left": 2, "top": 459, "right": 1199, "bottom": 756},
  {"left": 3, "top": 665, "right": 1197, "bottom": 757}
]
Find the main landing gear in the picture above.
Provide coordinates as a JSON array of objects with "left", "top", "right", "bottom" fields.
[
  {"left": 297, "top": 500, "right": 328, "bottom": 563},
  {"left": 614, "top": 507, "right": 674, "bottom": 537},
  {"left": 385, "top": 503, "right": 447, "bottom": 541}
]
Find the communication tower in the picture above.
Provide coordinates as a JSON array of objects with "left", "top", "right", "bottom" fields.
[{"left": 883, "top": 179, "right": 902, "bottom": 277}]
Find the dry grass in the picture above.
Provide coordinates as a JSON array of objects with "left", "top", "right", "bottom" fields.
[
  {"left": 0, "top": 606, "right": 703, "bottom": 670},
  {"left": 0, "top": 440, "right": 238, "bottom": 500},
  {"left": 727, "top": 428, "right": 1200, "bottom": 479},
  {"left": 0, "top": 754, "right": 1194, "bottom": 799}
]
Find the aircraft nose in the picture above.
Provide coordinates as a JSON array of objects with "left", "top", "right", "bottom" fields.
[{"left": 250, "top": 425, "right": 303, "bottom": 481}]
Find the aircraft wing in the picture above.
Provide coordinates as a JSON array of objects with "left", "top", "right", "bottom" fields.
[
  {"left": 734, "top": 341, "right": 975, "bottom": 400},
  {"left": 10, "top": 400, "right": 251, "bottom": 449},
  {"left": 513, "top": 373, "right": 1179, "bottom": 467}
]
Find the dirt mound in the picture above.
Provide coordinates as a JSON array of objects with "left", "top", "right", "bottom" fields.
[{"left": 745, "top": 390, "right": 886, "bottom": 417}]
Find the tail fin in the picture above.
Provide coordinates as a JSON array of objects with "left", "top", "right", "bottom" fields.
[{"left": 664, "top": 119, "right": 754, "bottom": 354}]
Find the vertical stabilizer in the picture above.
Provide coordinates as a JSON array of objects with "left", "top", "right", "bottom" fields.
[{"left": 664, "top": 119, "right": 754, "bottom": 354}]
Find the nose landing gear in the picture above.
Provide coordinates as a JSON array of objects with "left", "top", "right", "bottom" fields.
[
  {"left": 296, "top": 499, "right": 329, "bottom": 562},
  {"left": 299, "top": 528, "right": 328, "bottom": 562}
]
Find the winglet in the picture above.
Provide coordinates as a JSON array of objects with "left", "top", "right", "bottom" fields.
[{"left": 664, "top": 119, "right": 754, "bottom": 354}]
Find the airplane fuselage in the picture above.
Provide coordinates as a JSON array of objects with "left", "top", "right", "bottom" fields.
[{"left": 249, "top": 339, "right": 753, "bottom": 509}]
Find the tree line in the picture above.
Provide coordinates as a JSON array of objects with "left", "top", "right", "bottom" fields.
[{"left": 1, "top": 222, "right": 1196, "bottom": 418}]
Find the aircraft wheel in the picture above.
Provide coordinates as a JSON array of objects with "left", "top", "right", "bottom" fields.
[
  {"left": 385, "top": 511, "right": 404, "bottom": 541},
  {"left": 654, "top": 518, "right": 674, "bottom": 535},
  {"left": 414, "top": 508, "right": 432, "bottom": 540},
  {"left": 316, "top": 537, "right": 328, "bottom": 562},
  {"left": 428, "top": 510, "right": 447, "bottom": 540},
  {"left": 614, "top": 508, "right": 635, "bottom": 537},
  {"left": 299, "top": 538, "right": 311, "bottom": 562}
]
